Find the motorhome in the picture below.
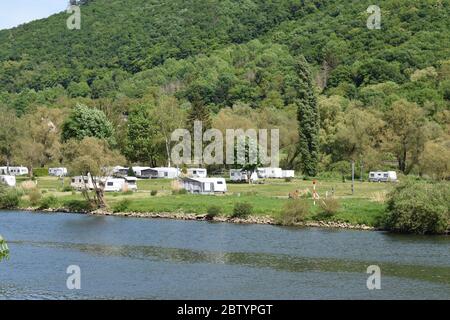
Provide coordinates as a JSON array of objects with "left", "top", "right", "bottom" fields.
[
  {"left": 7, "top": 166, "right": 29, "bottom": 176},
  {"left": 187, "top": 168, "right": 207, "bottom": 178},
  {"left": 104, "top": 177, "right": 138, "bottom": 192},
  {"left": 369, "top": 171, "right": 398, "bottom": 182},
  {"left": 48, "top": 167, "right": 68, "bottom": 177},
  {"left": 182, "top": 177, "right": 227, "bottom": 194},
  {"left": 0, "top": 175, "right": 16, "bottom": 187}
]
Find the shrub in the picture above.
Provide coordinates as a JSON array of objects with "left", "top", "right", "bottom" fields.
[
  {"left": 62, "top": 186, "right": 74, "bottom": 192},
  {"left": 382, "top": 181, "right": 450, "bottom": 234},
  {"left": 319, "top": 197, "right": 341, "bottom": 217},
  {"left": 232, "top": 202, "right": 253, "bottom": 218},
  {"left": 38, "top": 195, "right": 59, "bottom": 210},
  {"left": 113, "top": 199, "right": 131, "bottom": 213},
  {"left": 172, "top": 189, "right": 188, "bottom": 195},
  {"left": 33, "top": 168, "right": 48, "bottom": 177},
  {"left": 284, "top": 177, "right": 292, "bottom": 182},
  {"left": 150, "top": 190, "right": 158, "bottom": 196},
  {"left": 277, "top": 199, "right": 310, "bottom": 225},
  {"left": 28, "top": 188, "right": 42, "bottom": 206},
  {"left": 0, "top": 186, "right": 20, "bottom": 209},
  {"left": 63, "top": 200, "right": 93, "bottom": 212},
  {"left": 206, "top": 205, "right": 221, "bottom": 220}
]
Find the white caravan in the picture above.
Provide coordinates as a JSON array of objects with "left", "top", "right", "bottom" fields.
[
  {"left": 49, "top": 167, "right": 68, "bottom": 177},
  {"left": 257, "top": 167, "right": 283, "bottom": 179},
  {"left": 0, "top": 175, "right": 16, "bottom": 187},
  {"left": 369, "top": 171, "right": 398, "bottom": 182},
  {"left": 187, "top": 168, "right": 207, "bottom": 178},
  {"left": 7, "top": 166, "right": 29, "bottom": 176},
  {"left": 70, "top": 175, "right": 96, "bottom": 190},
  {"left": 282, "top": 170, "right": 295, "bottom": 178},
  {"left": 229, "top": 169, "right": 258, "bottom": 183},
  {"left": 182, "top": 177, "right": 227, "bottom": 194},
  {"left": 104, "top": 177, "right": 138, "bottom": 192},
  {"left": 146, "top": 167, "right": 181, "bottom": 179}
]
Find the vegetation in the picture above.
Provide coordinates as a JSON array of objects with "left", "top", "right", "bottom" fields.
[
  {"left": 206, "top": 205, "right": 222, "bottom": 220},
  {"left": 382, "top": 181, "right": 450, "bottom": 234},
  {"left": 0, "top": 186, "right": 20, "bottom": 209},
  {"left": 318, "top": 197, "right": 341, "bottom": 218},
  {"left": 232, "top": 202, "right": 253, "bottom": 218},
  {"left": 277, "top": 199, "right": 310, "bottom": 226},
  {"left": 113, "top": 199, "right": 131, "bottom": 213}
]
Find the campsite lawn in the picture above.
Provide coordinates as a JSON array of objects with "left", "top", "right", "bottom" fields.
[{"left": 15, "top": 176, "right": 390, "bottom": 227}]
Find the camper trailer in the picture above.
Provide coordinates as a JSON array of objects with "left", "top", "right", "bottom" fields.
[
  {"left": 182, "top": 177, "right": 227, "bottom": 194},
  {"left": 187, "top": 168, "right": 207, "bottom": 178},
  {"left": 132, "top": 167, "right": 152, "bottom": 178},
  {"left": 112, "top": 166, "right": 130, "bottom": 177},
  {"left": 282, "top": 170, "right": 295, "bottom": 178},
  {"left": 8, "top": 166, "right": 29, "bottom": 176},
  {"left": 48, "top": 167, "right": 68, "bottom": 177},
  {"left": 257, "top": 167, "right": 283, "bottom": 179},
  {"left": 70, "top": 175, "right": 96, "bottom": 190},
  {"left": 229, "top": 169, "right": 258, "bottom": 183},
  {"left": 369, "top": 171, "right": 398, "bottom": 182},
  {"left": 104, "top": 177, "right": 138, "bottom": 192},
  {"left": 0, "top": 175, "right": 16, "bottom": 187}
]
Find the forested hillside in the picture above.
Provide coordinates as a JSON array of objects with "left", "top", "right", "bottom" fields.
[{"left": 0, "top": 0, "right": 449, "bottom": 179}]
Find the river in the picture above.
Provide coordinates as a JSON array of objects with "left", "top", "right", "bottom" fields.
[{"left": 0, "top": 210, "right": 449, "bottom": 299}]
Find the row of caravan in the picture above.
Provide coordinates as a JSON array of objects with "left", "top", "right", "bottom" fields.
[
  {"left": 0, "top": 166, "right": 68, "bottom": 177},
  {"left": 113, "top": 166, "right": 208, "bottom": 179}
]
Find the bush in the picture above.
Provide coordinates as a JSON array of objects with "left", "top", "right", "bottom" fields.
[
  {"left": 172, "top": 189, "right": 188, "bottom": 195},
  {"left": 284, "top": 177, "right": 292, "bottom": 182},
  {"left": 206, "top": 205, "right": 221, "bottom": 220},
  {"left": 63, "top": 200, "right": 93, "bottom": 212},
  {"left": 28, "top": 188, "right": 42, "bottom": 206},
  {"left": 112, "top": 199, "right": 131, "bottom": 213},
  {"left": 0, "top": 186, "right": 20, "bottom": 209},
  {"left": 277, "top": 199, "right": 310, "bottom": 225},
  {"left": 319, "top": 197, "right": 341, "bottom": 217},
  {"left": 383, "top": 181, "right": 450, "bottom": 234},
  {"left": 62, "top": 186, "right": 74, "bottom": 192},
  {"left": 150, "top": 190, "right": 158, "bottom": 196},
  {"left": 33, "top": 168, "right": 48, "bottom": 177},
  {"left": 232, "top": 202, "right": 253, "bottom": 218},
  {"left": 38, "top": 195, "right": 59, "bottom": 210}
]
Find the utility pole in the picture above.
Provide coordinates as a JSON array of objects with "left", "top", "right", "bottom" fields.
[{"left": 351, "top": 161, "right": 355, "bottom": 195}]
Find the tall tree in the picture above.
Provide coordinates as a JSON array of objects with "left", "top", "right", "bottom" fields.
[
  {"left": 295, "top": 59, "right": 320, "bottom": 176},
  {"left": 62, "top": 104, "right": 116, "bottom": 146},
  {"left": 0, "top": 105, "right": 19, "bottom": 171}
]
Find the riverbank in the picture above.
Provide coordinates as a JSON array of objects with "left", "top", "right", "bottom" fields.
[{"left": 20, "top": 206, "right": 377, "bottom": 231}]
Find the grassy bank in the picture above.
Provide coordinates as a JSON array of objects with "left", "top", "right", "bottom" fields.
[{"left": 8, "top": 176, "right": 390, "bottom": 229}]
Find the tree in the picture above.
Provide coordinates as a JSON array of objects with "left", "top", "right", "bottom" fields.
[
  {"left": 187, "top": 99, "right": 212, "bottom": 136},
  {"left": 125, "top": 105, "right": 160, "bottom": 166},
  {"left": 62, "top": 137, "right": 125, "bottom": 208},
  {"left": 384, "top": 100, "right": 428, "bottom": 173},
  {"left": 151, "top": 96, "right": 186, "bottom": 167},
  {"left": 0, "top": 105, "right": 19, "bottom": 171},
  {"left": 13, "top": 107, "right": 64, "bottom": 176},
  {"left": 62, "top": 104, "right": 115, "bottom": 146},
  {"left": 419, "top": 140, "right": 450, "bottom": 180},
  {"left": 296, "top": 60, "right": 320, "bottom": 176}
]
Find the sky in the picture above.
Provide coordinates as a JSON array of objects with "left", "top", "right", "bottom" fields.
[{"left": 0, "top": 1, "right": 69, "bottom": 30}]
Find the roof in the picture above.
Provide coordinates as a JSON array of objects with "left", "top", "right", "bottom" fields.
[{"left": 183, "top": 177, "right": 225, "bottom": 183}]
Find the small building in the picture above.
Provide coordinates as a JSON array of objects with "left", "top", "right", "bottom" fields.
[
  {"left": 49, "top": 167, "right": 68, "bottom": 177},
  {"left": 282, "top": 170, "right": 295, "bottom": 178},
  {"left": 187, "top": 168, "right": 207, "bottom": 178},
  {"left": 369, "top": 171, "right": 397, "bottom": 182},
  {"left": 182, "top": 177, "right": 227, "bottom": 194},
  {"left": 7, "top": 166, "right": 29, "bottom": 176},
  {"left": 0, "top": 175, "right": 16, "bottom": 187},
  {"left": 257, "top": 167, "right": 283, "bottom": 179},
  {"left": 104, "top": 177, "right": 138, "bottom": 192}
]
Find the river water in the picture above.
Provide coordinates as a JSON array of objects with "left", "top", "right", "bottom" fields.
[{"left": 0, "top": 210, "right": 449, "bottom": 299}]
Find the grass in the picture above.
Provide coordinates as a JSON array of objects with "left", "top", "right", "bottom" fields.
[{"left": 11, "top": 176, "right": 392, "bottom": 227}]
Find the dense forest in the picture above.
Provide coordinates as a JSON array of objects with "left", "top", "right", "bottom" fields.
[{"left": 0, "top": 0, "right": 449, "bottom": 179}]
